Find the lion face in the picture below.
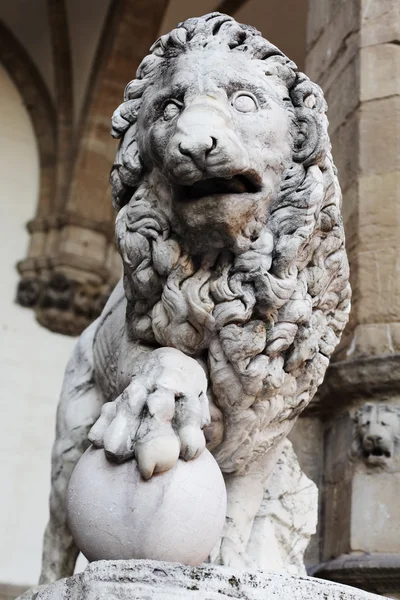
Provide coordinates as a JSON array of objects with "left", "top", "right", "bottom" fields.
[
  {"left": 137, "top": 49, "right": 294, "bottom": 253},
  {"left": 354, "top": 404, "right": 400, "bottom": 465}
]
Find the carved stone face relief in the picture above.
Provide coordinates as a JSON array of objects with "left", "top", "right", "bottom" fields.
[{"left": 353, "top": 404, "right": 400, "bottom": 466}]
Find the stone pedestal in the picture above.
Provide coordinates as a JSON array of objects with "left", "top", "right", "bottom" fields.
[{"left": 19, "top": 560, "right": 387, "bottom": 600}]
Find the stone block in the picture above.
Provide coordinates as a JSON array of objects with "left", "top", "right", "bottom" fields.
[
  {"left": 331, "top": 112, "right": 359, "bottom": 193},
  {"left": 15, "top": 559, "right": 386, "bottom": 600},
  {"left": 306, "top": 0, "right": 330, "bottom": 50},
  {"left": 28, "top": 229, "right": 47, "bottom": 258},
  {"left": 66, "top": 148, "right": 117, "bottom": 220},
  {"left": 325, "top": 53, "right": 360, "bottom": 135},
  {"left": 315, "top": 25, "right": 359, "bottom": 96},
  {"left": 324, "top": 413, "right": 354, "bottom": 484},
  {"left": 289, "top": 416, "right": 323, "bottom": 567},
  {"left": 341, "top": 183, "right": 359, "bottom": 233},
  {"left": 361, "top": 43, "right": 400, "bottom": 102},
  {"left": 322, "top": 479, "right": 352, "bottom": 560},
  {"left": 351, "top": 323, "right": 394, "bottom": 357},
  {"left": 363, "top": 169, "right": 400, "bottom": 236},
  {"left": 357, "top": 171, "right": 400, "bottom": 253},
  {"left": 356, "top": 247, "right": 400, "bottom": 324},
  {"left": 361, "top": 0, "right": 400, "bottom": 47},
  {"left": 60, "top": 225, "right": 107, "bottom": 263},
  {"left": 321, "top": 414, "right": 354, "bottom": 560},
  {"left": 306, "top": 0, "right": 359, "bottom": 82},
  {"left": 351, "top": 472, "right": 400, "bottom": 553},
  {"left": 360, "top": 96, "right": 400, "bottom": 178}
]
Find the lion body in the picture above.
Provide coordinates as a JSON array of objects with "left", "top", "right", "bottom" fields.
[{"left": 39, "top": 12, "right": 350, "bottom": 583}]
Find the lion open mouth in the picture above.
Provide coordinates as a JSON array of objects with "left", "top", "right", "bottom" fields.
[
  {"left": 363, "top": 448, "right": 391, "bottom": 459},
  {"left": 177, "top": 174, "right": 261, "bottom": 202}
]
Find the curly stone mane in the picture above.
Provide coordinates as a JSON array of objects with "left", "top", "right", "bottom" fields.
[{"left": 109, "top": 13, "right": 351, "bottom": 473}]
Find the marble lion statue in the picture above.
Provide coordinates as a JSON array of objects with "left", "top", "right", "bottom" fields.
[{"left": 39, "top": 12, "right": 350, "bottom": 583}]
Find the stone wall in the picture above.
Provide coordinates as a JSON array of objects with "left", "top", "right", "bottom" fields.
[
  {"left": 307, "top": 0, "right": 400, "bottom": 360},
  {"left": 295, "top": 0, "right": 400, "bottom": 596}
]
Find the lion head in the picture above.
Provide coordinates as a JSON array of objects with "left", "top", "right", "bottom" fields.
[
  {"left": 108, "top": 13, "right": 351, "bottom": 473},
  {"left": 353, "top": 404, "right": 400, "bottom": 466}
]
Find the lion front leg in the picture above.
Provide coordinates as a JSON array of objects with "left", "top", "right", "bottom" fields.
[
  {"left": 88, "top": 347, "right": 210, "bottom": 479},
  {"left": 210, "top": 439, "right": 287, "bottom": 569},
  {"left": 40, "top": 320, "right": 106, "bottom": 584},
  {"left": 210, "top": 471, "right": 265, "bottom": 569}
]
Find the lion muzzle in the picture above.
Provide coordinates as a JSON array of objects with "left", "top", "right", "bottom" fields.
[{"left": 166, "top": 97, "right": 250, "bottom": 186}]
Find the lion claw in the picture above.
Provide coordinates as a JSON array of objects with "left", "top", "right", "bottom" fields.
[{"left": 88, "top": 348, "right": 210, "bottom": 478}]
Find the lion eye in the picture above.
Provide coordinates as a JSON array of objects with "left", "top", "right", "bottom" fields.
[
  {"left": 232, "top": 92, "right": 258, "bottom": 113},
  {"left": 163, "top": 101, "right": 182, "bottom": 121}
]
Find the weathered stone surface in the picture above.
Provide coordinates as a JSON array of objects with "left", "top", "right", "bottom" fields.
[
  {"left": 357, "top": 247, "right": 400, "bottom": 324},
  {"left": 341, "top": 184, "right": 358, "bottom": 242},
  {"left": 306, "top": 0, "right": 359, "bottom": 82},
  {"left": 246, "top": 440, "right": 318, "bottom": 576},
  {"left": 346, "top": 323, "right": 396, "bottom": 358},
  {"left": 322, "top": 477, "right": 352, "bottom": 560},
  {"left": 360, "top": 43, "right": 400, "bottom": 102},
  {"left": 320, "top": 413, "right": 353, "bottom": 560},
  {"left": 289, "top": 417, "right": 322, "bottom": 567},
  {"left": 305, "top": 0, "right": 400, "bottom": 594},
  {"left": 67, "top": 447, "right": 227, "bottom": 565},
  {"left": 351, "top": 403, "right": 400, "bottom": 468},
  {"left": 309, "top": 355, "right": 400, "bottom": 418},
  {"left": 330, "top": 113, "right": 359, "bottom": 194},
  {"left": 313, "top": 552, "right": 400, "bottom": 597},
  {"left": 38, "top": 12, "right": 350, "bottom": 585},
  {"left": 358, "top": 171, "right": 400, "bottom": 253},
  {"left": 360, "top": 96, "right": 400, "bottom": 178},
  {"left": 360, "top": 0, "right": 400, "bottom": 47},
  {"left": 16, "top": 272, "right": 112, "bottom": 336},
  {"left": 22, "top": 560, "right": 387, "bottom": 600},
  {"left": 325, "top": 53, "right": 360, "bottom": 136},
  {"left": 14, "top": 0, "right": 170, "bottom": 337},
  {"left": 306, "top": 0, "right": 330, "bottom": 49},
  {"left": 351, "top": 472, "right": 400, "bottom": 553}
]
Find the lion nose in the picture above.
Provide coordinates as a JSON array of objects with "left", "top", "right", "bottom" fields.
[
  {"left": 178, "top": 136, "right": 217, "bottom": 164},
  {"left": 366, "top": 434, "right": 382, "bottom": 444}
]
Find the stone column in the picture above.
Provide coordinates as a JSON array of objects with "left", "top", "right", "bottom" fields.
[
  {"left": 301, "top": 0, "right": 400, "bottom": 596},
  {"left": 15, "top": 0, "right": 169, "bottom": 336}
]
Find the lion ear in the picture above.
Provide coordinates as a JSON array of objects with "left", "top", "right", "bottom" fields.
[
  {"left": 293, "top": 107, "right": 323, "bottom": 164},
  {"left": 291, "top": 76, "right": 329, "bottom": 167}
]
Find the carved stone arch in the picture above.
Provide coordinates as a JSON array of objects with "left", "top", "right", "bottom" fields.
[
  {"left": 43, "top": 0, "right": 170, "bottom": 335},
  {"left": 13, "top": 0, "right": 170, "bottom": 335},
  {"left": 47, "top": 0, "right": 74, "bottom": 213},
  {"left": 0, "top": 19, "right": 57, "bottom": 273}
]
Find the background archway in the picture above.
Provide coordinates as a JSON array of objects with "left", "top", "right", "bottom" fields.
[{"left": 0, "top": 64, "right": 76, "bottom": 587}]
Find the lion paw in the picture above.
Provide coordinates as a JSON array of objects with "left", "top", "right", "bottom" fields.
[{"left": 88, "top": 348, "right": 210, "bottom": 479}]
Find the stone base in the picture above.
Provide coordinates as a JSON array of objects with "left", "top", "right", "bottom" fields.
[
  {"left": 17, "top": 560, "right": 388, "bottom": 600},
  {"left": 312, "top": 553, "right": 400, "bottom": 597}
]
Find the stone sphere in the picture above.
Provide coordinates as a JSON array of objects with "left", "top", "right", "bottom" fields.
[{"left": 67, "top": 445, "right": 227, "bottom": 565}]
